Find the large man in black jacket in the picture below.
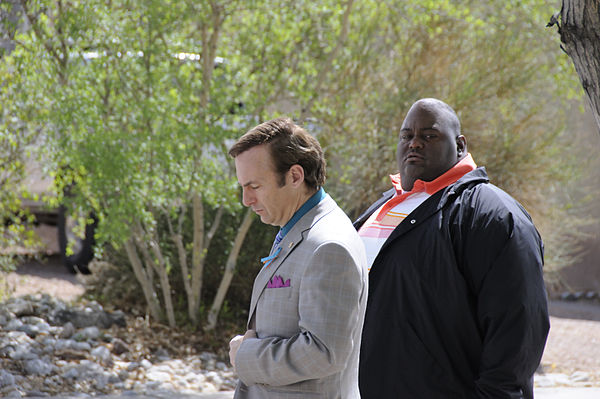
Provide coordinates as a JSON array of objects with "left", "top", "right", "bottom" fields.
[{"left": 356, "top": 98, "right": 549, "bottom": 398}]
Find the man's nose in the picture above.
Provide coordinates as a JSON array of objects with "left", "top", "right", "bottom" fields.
[
  {"left": 242, "top": 189, "right": 255, "bottom": 207},
  {"left": 408, "top": 135, "right": 424, "bottom": 148}
]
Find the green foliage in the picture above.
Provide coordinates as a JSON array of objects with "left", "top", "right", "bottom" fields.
[
  {"left": 2, "top": 0, "right": 351, "bottom": 243},
  {"left": 312, "top": 0, "right": 584, "bottom": 274},
  {"left": 0, "top": 0, "right": 588, "bottom": 318},
  {"left": 0, "top": 0, "right": 361, "bottom": 323},
  {"left": 2, "top": 0, "right": 244, "bottom": 246},
  {"left": 0, "top": 29, "right": 42, "bottom": 272}
]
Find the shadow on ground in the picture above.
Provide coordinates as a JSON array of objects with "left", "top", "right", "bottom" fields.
[{"left": 549, "top": 299, "right": 600, "bottom": 322}]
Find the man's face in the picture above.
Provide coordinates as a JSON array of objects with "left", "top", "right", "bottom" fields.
[
  {"left": 235, "top": 144, "right": 297, "bottom": 227},
  {"left": 396, "top": 102, "right": 463, "bottom": 191}
]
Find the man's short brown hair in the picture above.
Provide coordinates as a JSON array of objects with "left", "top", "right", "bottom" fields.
[{"left": 228, "top": 117, "right": 326, "bottom": 190}]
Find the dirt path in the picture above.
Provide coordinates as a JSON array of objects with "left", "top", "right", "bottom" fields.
[
  {"left": 5, "top": 255, "right": 85, "bottom": 301},
  {"left": 540, "top": 301, "right": 600, "bottom": 384}
]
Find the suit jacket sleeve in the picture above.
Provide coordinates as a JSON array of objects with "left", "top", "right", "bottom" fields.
[
  {"left": 234, "top": 241, "right": 365, "bottom": 387},
  {"left": 454, "top": 188, "right": 550, "bottom": 398}
]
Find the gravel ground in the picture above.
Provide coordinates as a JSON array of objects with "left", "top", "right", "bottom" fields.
[{"left": 5, "top": 256, "right": 600, "bottom": 388}]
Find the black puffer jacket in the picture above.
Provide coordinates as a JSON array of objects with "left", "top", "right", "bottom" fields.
[{"left": 355, "top": 167, "right": 549, "bottom": 399}]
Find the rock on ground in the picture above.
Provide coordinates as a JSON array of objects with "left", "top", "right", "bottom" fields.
[{"left": 0, "top": 294, "right": 237, "bottom": 398}]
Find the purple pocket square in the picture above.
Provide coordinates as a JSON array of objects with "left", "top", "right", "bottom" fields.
[{"left": 267, "top": 275, "right": 291, "bottom": 289}]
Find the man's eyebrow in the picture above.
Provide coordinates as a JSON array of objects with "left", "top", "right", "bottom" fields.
[{"left": 241, "top": 180, "right": 258, "bottom": 188}]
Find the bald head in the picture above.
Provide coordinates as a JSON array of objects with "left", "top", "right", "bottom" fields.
[
  {"left": 396, "top": 98, "right": 467, "bottom": 191},
  {"left": 409, "top": 98, "right": 461, "bottom": 138}
]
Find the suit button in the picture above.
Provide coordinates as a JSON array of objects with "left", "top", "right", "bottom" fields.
[{"left": 410, "top": 219, "right": 416, "bottom": 224}]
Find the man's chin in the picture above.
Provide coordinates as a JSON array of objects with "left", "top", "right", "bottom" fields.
[
  {"left": 260, "top": 215, "right": 276, "bottom": 226},
  {"left": 401, "top": 165, "right": 425, "bottom": 178}
]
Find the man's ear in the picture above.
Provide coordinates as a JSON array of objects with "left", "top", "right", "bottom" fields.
[
  {"left": 457, "top": 135, "right": 467, "bottom": 156},
  {"left": 288, "top": 164, "right": 305, "bottom": 187}
]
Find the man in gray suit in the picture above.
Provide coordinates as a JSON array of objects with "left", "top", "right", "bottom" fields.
[{"left": 228, "top": 117, "right": 368, "bottom": 398}]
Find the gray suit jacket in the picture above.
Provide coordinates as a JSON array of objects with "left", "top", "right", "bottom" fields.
[{"left": 234, "top": 194, "right": 368, "bottom": 399}]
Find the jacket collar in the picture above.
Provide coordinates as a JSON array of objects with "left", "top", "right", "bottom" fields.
[
  {"left": 353, "top": 166, "right": 489, "bottom": 231},
  {"left": 438, "top": 166, "right": 489, "bottom": 208},
  {"left": 390, "top": 153, "right": 477, "bottom": 195},
  {"left": 352, "top": 188, "right": 395, "bottom": 230},
  {"left": 376, "top": 167, "right": 489, "bottom": 256}
]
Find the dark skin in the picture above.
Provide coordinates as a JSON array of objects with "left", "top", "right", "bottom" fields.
[{"left": 396, "top": 99, "right": 468, "bottom": 191}]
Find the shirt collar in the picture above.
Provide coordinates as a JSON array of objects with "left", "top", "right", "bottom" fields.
[
  {"left": 390, "top": 153, "right": 477, "bottom": 196},
  {"left": 280, "top": 187, "right": 327, "bottom": 239}
]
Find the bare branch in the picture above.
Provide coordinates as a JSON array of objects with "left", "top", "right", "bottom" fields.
[
  {"left": 205, "top": 205, "right": 224, "bottom": 249},
  {"left": 206, "top": 208, "right": 254, "bottom": 330},
  {"left": 166, "top": 208, "right": 191, "bottom": 298},
  {"left": 123, "top": 238, "right": 161, "bottom": 321}
]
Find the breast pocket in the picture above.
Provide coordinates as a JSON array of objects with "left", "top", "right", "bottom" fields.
[{"left": 256, "top": 286, "right": 299, "bottom": 337}]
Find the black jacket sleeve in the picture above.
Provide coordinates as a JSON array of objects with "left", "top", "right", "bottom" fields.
[{"left": 454, "top": 187, "right": 550, "bottom": 398}]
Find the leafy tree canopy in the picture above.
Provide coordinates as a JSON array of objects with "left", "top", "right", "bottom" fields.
[{"left": 0, "top": 0, "right": 586, "bottom": 313}]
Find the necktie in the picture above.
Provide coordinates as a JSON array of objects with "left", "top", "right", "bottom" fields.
[{"left": 273, "top": 229, "right": 283, "bottom": 248}]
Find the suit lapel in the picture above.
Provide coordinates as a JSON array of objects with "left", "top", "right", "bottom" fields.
[
  {"left": 246, "top": 196, "right": 337, "bottom": 328},
  {"left": 248, "top": 228, "right": 302, "bottom": 322}
]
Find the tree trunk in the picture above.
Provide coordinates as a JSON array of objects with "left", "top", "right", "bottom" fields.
[
  {"left": 123, "top": 238, "right": 162, "bottom": 321},
  {"left": 148, "top": 239, "right": 176, "bottom": 328},
  {"left": 133, "top": 222, "right": 176, "bottom": 327},
  {"left": 187, "top": 194, "right": 224, "bottom": 326},
  {"left": 555, "top": 0, "right": 600, "bottom": 133},
  {"left": 189, "top": 192, "right": 205, "bottom": 325},
  {"left": 205, "top": 208, "right": 254, "bottom": 331},
  {"left": 167, "top": 210, "right": 191, "bottom": 300}
]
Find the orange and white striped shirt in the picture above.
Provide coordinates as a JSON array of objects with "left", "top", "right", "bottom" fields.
[{"left": 358, "top": 154, "right": 477, "bottom": 270}]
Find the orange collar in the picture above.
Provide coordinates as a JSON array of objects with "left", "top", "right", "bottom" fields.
[
  {"left": 374, "top": 154, "right": 477, "bottom": 222},
  {"left": 390, "top": 153, "right": 477, "bottom": 196}
]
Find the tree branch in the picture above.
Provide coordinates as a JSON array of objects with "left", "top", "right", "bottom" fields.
[
  {"left": 206, "top": 207, "right": 254, "bottom": 330},
  {"left": 123, "top": 237, "right": 161, "bottom": 321}
]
